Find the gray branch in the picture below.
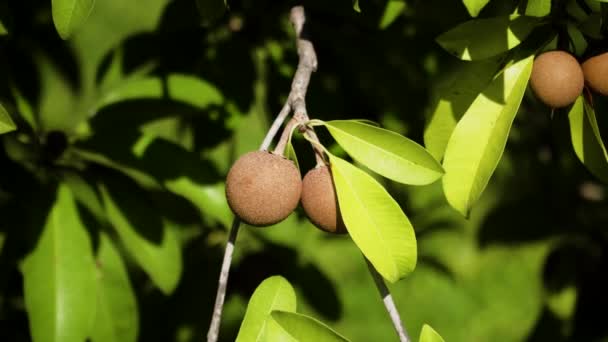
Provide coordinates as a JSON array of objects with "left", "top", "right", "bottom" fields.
[
  {"left": 366, "top": 259, "right": 411, "bottom": 342},
  {"left": 206, "top": 6, "right": 320, "bottom": 342}
]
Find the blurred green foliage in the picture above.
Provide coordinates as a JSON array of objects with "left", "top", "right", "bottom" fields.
[{"left": 0, "top": 0, "right": 607, "bottom": 342}]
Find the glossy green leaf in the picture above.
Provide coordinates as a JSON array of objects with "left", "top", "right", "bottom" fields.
[
  {"left": 525, "top": 0, "right": 551, "bottom": 17},
  {"left": 165, "top": 179, "right": 232, "bottom": 228},
  {"left": 462, "top": 0, "right": 490, "bottom": 17},
  {"left": 323, "top": 120, "right": 443, "bottom": 185},
  {"left": 98, "top": 73, "right": 223, "bottom": 110},
  {"left": 436, "top": 15, "right": 538, "bottom": 60},
  {"left": 569, "top": 96, "right": 608, "bottom": 183},
  {"left": 63, "top": 171, "right": 106, "bottom": 222},
  {"left": 271, "top": 311, "right": 351, "bottom": 342},
  {"left": 424, "top": 57, "right": 504, "bottom": 161},
  {"left": 22, "top": 185, "right": 97, "bottom": 342},
  {"left": 236, "top": 276, "right": 296, "bottom": 342},
  {"left": 329, "top": 155, "right": 417, "bottom": 282},
  {"left": 99, "top": 177, "right": 182, "bottom": 294},
  {"left": 379, "top": 1, "right": 406, "bottom": 29},
  {"left": 91, "top": 233, "right": 138, "bottom": 342},
  {"left": 442, "top": 55, "right": 533, "bottom": 217},
  {"left": 0, "top": 102, "right": 16, "bottom": 134},
  {"left": 52, "top": 0, "right": 95, "bottom": 39},
  {"left": 419, "top": 324, "right": 445, "bottom": 342}
]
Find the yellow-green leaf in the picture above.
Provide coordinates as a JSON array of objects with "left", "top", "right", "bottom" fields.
[
  {"left": 419, "top": 324, "right": 445, "bottom": 342},
  {"left": 462, "top": 0, "right": 490, "bottom": 17},
  {"left": 569, "top": 96, "right": 608, "bottom": 183},
  {"left": 324, "top": 120, "right": 443, "bottom": 185},
  {"left": 379, "top": 1, "right": 406, "bottom": 29},
  {"left": 236, "top": 276, "right": 296, "bottom": 342},
  {"left": 442, "top": 55, "right": 533, "bottom": 216},
  {"left": 329, "top": 155, "right": 417, "bottom": 282},
  {"left": 525, "top": 0, "right": 551, "bottom": 17},
  {"left": 52, "top": 0, "right": 95, "bottom": 39},
  {"left": 91, "top": 233, "right": 139, "bottom": 342},
  {"left": 436, "top": 15, "right": 538, "bottom": 60},
  {"left": 0, "top": 102, "right": 16, "bottom": 134},
  {"left": 22, "top": 185, "right": 97, "bottom": 342},
  {"left": 271, "top": 311, "right": 351, "bottom": 342}
]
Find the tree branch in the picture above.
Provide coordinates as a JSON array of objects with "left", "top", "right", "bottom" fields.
[
  {"left": 366, "top": 259, "right": 410, "bottom": 342},
  {"left": 206, "top": 6, "right": 320, "bottom": 342}
]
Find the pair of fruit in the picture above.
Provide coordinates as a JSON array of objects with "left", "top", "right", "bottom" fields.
[
  {"left": 225, "top": 150, "right": 346, "bottom": 234},
  {"left": 530, "top": 50, "right": 608, "bottom": 108}
]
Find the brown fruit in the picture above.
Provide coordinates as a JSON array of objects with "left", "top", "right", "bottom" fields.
[
  {"left": 530, "top": 50, "right": 584, "bottom": 108},
  {"left": 301, "top": 165, "right": 347, "bottom": 234},
  {"left": 225, "top": 151, "right": 302, "bottom": 226},
  {"left": 582, "top": 52, "right": 608, "bottom": 96}
]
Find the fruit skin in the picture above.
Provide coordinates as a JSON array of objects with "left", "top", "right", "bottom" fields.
[
  {"left": 582, "top": 52, "right": 608, "bottom": 96},
  {"left": 530, "top": 50, "right": 584, "bottom": 108},
  {"left": 225, "top": 151, "right": 302, "bottom": 226},
  {"left": 301, "top": 165, "right": 347, "bottom": 234}
]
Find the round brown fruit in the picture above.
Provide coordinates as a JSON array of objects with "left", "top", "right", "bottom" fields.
[
  {"left": 225, "top": 151, "right": 302, "bottom": 226},
  {"left": 301, "top": 165, "right": 347, "bottom": 234},
  {"left": 582, "top": 52, "right": 608, "bottom": 96},
  {"left": 530, "top": 50, "right": 584, "bottom": 108}
]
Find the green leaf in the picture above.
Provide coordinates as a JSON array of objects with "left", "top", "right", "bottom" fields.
[
  {"left": 462, "top": 0, "right": 491, "bottom": 17},
  {"left": 353, "top": 0, "right": 361, "bottom": 12},
  {"left": 329, "top": 155, "right": 417, "bottom": 282},
  {"left": 525, "top": 0, "right": 551, "bottom": 17},
  {"left": 436, "top": 15, "right": 538, "bottom": 60},
  {"left": 569, "top": 96, "right": 608, "bottom": 183},
  {"left": 99, "top": 175, "right": 182, "bottom": 294},
  {"left": 271, "top": 311, "right": 351, "bottom": 342},
  {"left": 0, "top": 17, "right": 7, "bottom": 35},
  {"left": 379, "top": 1, "right": 406, "bottom": 29},
  {"left": 419, "top": 324, "right": 445, "bottom": 342},
  {"left": 236, "top": 276, "right": 297, "bottom": 342},
  {"left": 286, "top": 139, "right": 300, "bottom": 173},
  {"left": 22, "top": 185, "right": 97, "bottom": 342},
  {"left": 442, "top": 55, "right": 533, "bottom": 217},
  {"left": 0, "top": 102, "right": 16, "bottom": 134},
  {"left": 91, "top": 233, "right": 138, "bottom": 342},
  {"left": 424, "top": 57, "right": 504, "bottom": 161},
  {"left": 323, "top": 120, "right": 443, "bottom": 185},
  {"left": 52, "top": 0, "right": 95, "bottom": 39}
]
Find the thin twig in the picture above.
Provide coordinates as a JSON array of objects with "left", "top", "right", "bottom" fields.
[
  {"left": 366, "top": 259, "right": 410, "bottom": 342},
  {"left": 206, "top": 6, "right": 320, "bottom": 342}
]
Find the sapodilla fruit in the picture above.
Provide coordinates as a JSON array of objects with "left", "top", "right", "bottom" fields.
[
  {"left": 530, "top": 50, "right": 584, "bottom": 108},
  {"left": 225, "top": 151, "right": 301, "bottom": 226},
  {"left": 582, "top": 52, "right": 608, "bottom": 96},
  {"left": 301, "top": 165, "right": 347, "bottom": 234}
]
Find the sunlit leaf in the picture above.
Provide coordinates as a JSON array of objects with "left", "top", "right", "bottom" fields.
[
  {"left": 329, "top": 155, "right": 416, "bottom": 282},
  {"left": 436, "top": 15, "right": 538, "bottom": 60},
  {"left": 353, "top": 0, "right": 361, "bottom": 12},
  {"left": 525, "top": 0, "right": 551, "bottom": 17},
  {"left": 271, "top": 311, "right": 351, "bottom": 342},
  {"left": 424, "top": 57, "right": 504, "bottom": 161},
  {"left": 91, "top": 233, "right": 138, "bottom": 342},
  {"left": 99, "top": 175, "right": 182, "bottom": 294},
  {"left": 236, "top": 276, "right": 296, "bottom": 342},
  {"left": 379, "top": 1, "right": 406, "bottom": 29},
  {"left": 323, "top": 120, "right": 443, "bottom": 185},
  {"left": 22, "top": 185, "right": 97, "bottom": 342},
  {"left": 63, "top": 171, "right": 106, "bottom": 222},
  {"left": 419, "top": 324, "right": 445, "bottom": 342},
  {"left": 442, "top": 55, "right": 533, "bottom": 217},
  {"left": 52, "top": 0, "right": 95, "bottom": 39},
  {"left": 569, "top": 96, "right": 608, "bottom": 183},
  {"left": 462, "top": 0, "right": 490, "bottom": 17},
  {"left": 0, "top": 102, "right": 16, "bottom": 134}
]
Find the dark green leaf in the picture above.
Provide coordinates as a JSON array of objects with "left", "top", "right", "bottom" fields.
[
  {"left": 195, "top": 0, "right": 227, "bottom": 26},
  {"left": 323, "top": 120, "right": 443, "bottom": 185},
  {"left": 525, "top": 0, "right": 551, "bottom": 17},
  {"left": 0, "top": 102, "right": 17, "bottom": 134},
  {"left": 236, "top": 276, "right": 296, "bottom": 341},
  {"left": 22, "top": 185, "right": 97, "bottom": 342},
  {"left": 329, "top": 154, "right": 417, "bottom": 282},
  {"left": 436, "top": 15, "right": 539, "bottom": 60},
  {"left": 91, "top": 233, "right": 139, "bottom": 342},
  {"left": 569, "top": 96, "right": 608, "bottom": 183},
  {"left": 271, "top": 311, "right": 351, "bottom": 342},
  {"left": 52, "top": 0, "right": 95, "bottom": 39},
  {"left": 442, "top": 55, "right": 533, "bottom": 216}
]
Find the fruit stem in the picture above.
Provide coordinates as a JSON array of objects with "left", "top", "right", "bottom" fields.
[{"left": 366, "top": 258, "right": 411, "bottom": 342}]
